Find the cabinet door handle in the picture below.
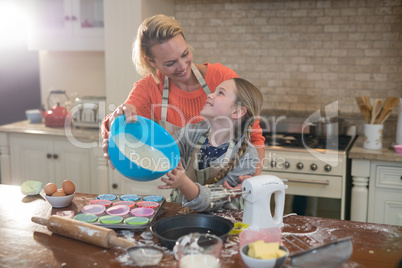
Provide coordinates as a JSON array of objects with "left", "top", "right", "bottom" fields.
[
  {"left": 287, "top": 178, "right": 330, "bottom": 185},
  {"left": 71, "top": 16, "right": 77, "bottom": 21},
  {"left": 53, "top": 154, "right": 58, "bottom": 159},
  {"left": 46, "top": 153, "right": 52, "bottom": 159},
  {"left": 112, "top": 183, "right": 118, "bottom": 189},
  {"left": 65, "top": 16, "right": 70, "bottom": 21}
]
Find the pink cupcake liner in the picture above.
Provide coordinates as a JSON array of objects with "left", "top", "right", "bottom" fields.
[
  {"left": 131, "top": 207, "right": 154, "bottom": 217},
  {"left": 106, "top": 205, "right": 130, "bottom": 216},
  {"left": 136, "top": 201, "right": 159, "bottom": 209}
]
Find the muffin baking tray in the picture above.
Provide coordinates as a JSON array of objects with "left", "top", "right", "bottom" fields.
[{"left": 73, "top": 194, "right": 165, "bottom": 230}]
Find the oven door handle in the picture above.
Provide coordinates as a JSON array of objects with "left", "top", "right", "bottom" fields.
[{"left": 286, "top": 178, "right": 330, "bottom": 185}]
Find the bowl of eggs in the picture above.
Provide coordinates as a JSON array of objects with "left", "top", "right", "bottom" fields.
[
  {"left": 108, "top": 115, "right": 180, "bottom": 181},
  {"left": 44, "top": 180, "right": 76, "bottom": 208}
]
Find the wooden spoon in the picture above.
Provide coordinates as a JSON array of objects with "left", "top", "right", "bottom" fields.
[
  {"left": 376, "top": 97, "right": 400, "bottom": 124},
  {"left": 362, "top": 96, "right": 372, "bottom": 114},
  {"left": 379, "top": 110, "right": 392, "bottom": 124},
  {"left": 356, "top": 97, "right": 369, "bottom": 122},
  {"left": 360, "top": 104, "right": 371, "bottom": 124},
  {"left": 355, "top": 96, "right": 364, "bottom": 109},
  {"left": 370, "top": 99, "right": 383, "bottom": 124}
]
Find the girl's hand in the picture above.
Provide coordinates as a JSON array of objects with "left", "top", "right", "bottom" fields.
[
  {"left": 223, "top": 175, "right": 251, "bottom": 198},
  {"left": 159, "top": 162, "right": 200, "bottom": 201},
  {"left": 158, "top": 161, "right": 187, "bottom": 189}
]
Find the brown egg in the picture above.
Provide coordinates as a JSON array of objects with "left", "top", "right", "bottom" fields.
[
  {"left": 44, "top": 183, "right": 57, "bottom": 196},
  {"left": 62, "top": 180, "right": 75, "bottom": 195},
  {"left": 52, "top": 189, "right": 66, "bottom": 197}
]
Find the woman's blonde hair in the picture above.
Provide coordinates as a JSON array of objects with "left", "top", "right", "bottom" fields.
[
  {"left": 205, "top": 78, "right": 263, "bottom": 185},
  {"left": 132, "top": 14, "right": 186, "bottom": 84}
]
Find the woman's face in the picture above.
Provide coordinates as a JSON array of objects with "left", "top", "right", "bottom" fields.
[
  {"left": 200, "top": 79, "right": 239, "bottom": 119},
  {"left": 148, "top": 34, "right": 193, "bottom": 83}
]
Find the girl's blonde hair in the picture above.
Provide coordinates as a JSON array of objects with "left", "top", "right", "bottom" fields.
[
  {"left": 132, "top": 14, "right": 186, "bottom": 84},
  {"left": 205, "top": 78, "right": 263, "bottom": 185}
]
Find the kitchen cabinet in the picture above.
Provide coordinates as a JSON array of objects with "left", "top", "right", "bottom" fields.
[
  {"left": 0, "top": 121, "right": 108, "bottom": 194},
  {"left": 27, "top": 0, "right": 104, "bottom": 51},
  {"left": 352, "top": 160, "right": 402, "bottom": 226},
  {"left": 368, "top": 163, "right": 402, "bottom": 225},
  {"left": 9, "top": 134, "right": 93, "bottom": 192},
  {"left": 349, "top": 137, "right": 402, "bottom": 226}
]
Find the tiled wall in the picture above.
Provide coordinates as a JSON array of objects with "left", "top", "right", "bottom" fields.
[{"left": 174, "top": 0, "right": 402, "bottom": 124}]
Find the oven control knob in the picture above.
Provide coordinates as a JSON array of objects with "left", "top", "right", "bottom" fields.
[
  {"left": 310, "top": 164, "right": 317, "bottom": 171},
  {"left": 324, "top": 165, "right": 332, "bottom": 172},
  {"left": 270, "top": 161, "right": 276, "bottom": 168},
  {"left": 284, "top": 162, "right": 290, "bottom": 169},
  {"left": 296, "top": 163, "right": 304, "bottom": 170}
]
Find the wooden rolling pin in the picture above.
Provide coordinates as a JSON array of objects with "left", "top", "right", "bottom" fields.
[{"left": 32, "top": 215, "right": 136, "bottom": 249}]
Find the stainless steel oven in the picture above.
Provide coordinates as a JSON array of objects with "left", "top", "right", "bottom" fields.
[{"left": 261, "top": 120, "right": 356, "bottom": 220}]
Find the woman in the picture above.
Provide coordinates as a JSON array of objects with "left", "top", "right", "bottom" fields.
[
  {"left": 159, "top": 78, "right": 262, "bottom": 212},
  {"left": 101, "top": 14, "right": 265, "bottom": 173}
]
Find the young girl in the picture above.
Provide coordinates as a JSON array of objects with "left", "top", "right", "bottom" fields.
[{"left": 158, "top": 78, "right": 263, "bottom": 212}]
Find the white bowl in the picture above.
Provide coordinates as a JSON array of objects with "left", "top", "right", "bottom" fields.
[
  {"left": 240, "top": 244, "right": 289, "bottom": 268},
  {"left": 26, "top": 109, "right": 43, "bottom": 124},
  {"left": 45, "top": 193, "right": 75, "bottom": 208}
]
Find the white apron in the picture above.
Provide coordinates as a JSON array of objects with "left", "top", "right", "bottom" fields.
[
  {"left": 159, "top": 64, "right": 211, "bottom": 135},
  {"left": 170, "top": 133, "right": 243, "bottom": 209}
]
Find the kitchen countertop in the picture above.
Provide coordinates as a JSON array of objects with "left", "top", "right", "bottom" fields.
[
  {"left": 0, "top": 184, "right": 401, "bottom": 268},
  {"left": 349, "top": 136, "right": 402, "bottom": 163},
  {"left": 0, "top": 120, "right": 101, "bottom": 142},
  {"left": 4, "top": 121, "right": 401, "bottom": 163}
]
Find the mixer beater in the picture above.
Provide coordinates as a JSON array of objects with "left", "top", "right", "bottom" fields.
[
  {"left": 207, "top": 184, "right": 249, "bottom": 207},
  {"left": 208, "top": 175, "right": 287, "bottom": 230}
]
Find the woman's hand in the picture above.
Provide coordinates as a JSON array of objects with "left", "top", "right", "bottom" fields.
[
  {"left": 101, "top": 103, "right": 138, "bottom": 166},
  {"left": 108, "top": 103, "right": 138, "bottom": 130}
]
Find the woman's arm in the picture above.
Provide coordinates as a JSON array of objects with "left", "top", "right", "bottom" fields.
[{"left": 250, "top": 119, "right": 265, "bottom": 175}]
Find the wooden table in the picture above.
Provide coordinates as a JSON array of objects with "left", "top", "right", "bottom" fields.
[{"left": 0, "top": 184, "right": 401, "bottom": 267}]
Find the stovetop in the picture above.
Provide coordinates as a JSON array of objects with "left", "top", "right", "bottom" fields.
[{"left": 263, "top": 132, "right": 354, "bottom": 152}]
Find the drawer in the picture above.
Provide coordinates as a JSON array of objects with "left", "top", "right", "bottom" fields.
[{"left": 376, "top": 165, "right": 402, "bottom": 190}]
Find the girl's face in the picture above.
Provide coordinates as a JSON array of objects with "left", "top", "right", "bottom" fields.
[
  {"left": 147, "top": 34, "right": 193, "bottom": 83},
  {"left": 201, "top": 79, "right": 240, "bottom": 119}
]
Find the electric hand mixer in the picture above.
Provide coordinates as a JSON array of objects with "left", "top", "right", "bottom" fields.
[
  {"left": 208, "top": 175, "right": 287, "bottom": 230},
  {"left": 242, "top": 175, "right": 287, "bottom": 230}
]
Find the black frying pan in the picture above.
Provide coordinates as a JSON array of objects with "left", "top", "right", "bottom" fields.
[{"left": 150, "top": 214, "right": 234, "bottom": 249}]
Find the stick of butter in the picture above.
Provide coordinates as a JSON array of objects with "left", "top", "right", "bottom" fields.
[{"left": 247, "top": 240, "right": 286, "bottom": 260}]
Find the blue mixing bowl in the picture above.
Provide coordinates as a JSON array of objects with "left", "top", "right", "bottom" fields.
[{"left": 108, "top": 115, "right": 180, "bottom": 181}]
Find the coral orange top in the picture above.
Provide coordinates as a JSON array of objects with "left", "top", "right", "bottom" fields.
[{"left": 102, "top": 63, "right": 265, "bottom": 147}]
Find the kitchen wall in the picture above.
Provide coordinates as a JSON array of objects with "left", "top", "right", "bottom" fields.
[
  {"left": 39, "top": 51, "right": 106, "bottom": 107},
  {"left": 174, "top": 0, "right": 402, "bottom": 138},
  {"left": 35, "top": 0, "right": 401, "bottom": 138},
  {"left": 0, "top": 29, "right": 41, "bottom": 126}
]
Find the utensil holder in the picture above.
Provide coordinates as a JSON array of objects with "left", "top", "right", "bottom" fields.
[{"left": 363, "top": 124, "right": 383, "bottom": 150}]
